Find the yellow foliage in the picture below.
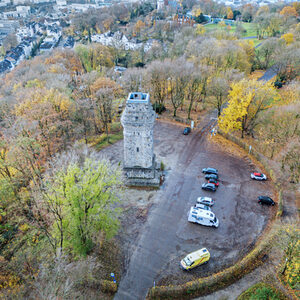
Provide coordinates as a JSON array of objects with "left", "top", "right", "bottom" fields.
[
  {"left": 280, "top": 32, "right": 294, "bottom": 45},
  {"left": 195, "top": 24, "right": 205, "bottom": 36},
  {"left": 15, "top": 88, "right": 73, "bottom": 116},
  {"left": 218, "top": 79, "right": 278, "bottom": 135},
  {"left": 19, "top": 224, "right": 30, "bottom": 232},
  {"left": 278, "top": 84, "right": 300, "bottom": 105},
  {"left": 280, "top": 6, "right": 298, "bottom": 17},
  {"left": 227, "top": 7, "right": 233, "bottom": 19},
  {"left": 219, "top": 21, "right": 226, "bottom": 28},
  {"left": 192, "top": 7, "right": 202, "bottom": 17}
]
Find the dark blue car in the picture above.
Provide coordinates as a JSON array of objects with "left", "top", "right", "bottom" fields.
[{"left": 183, "top": 127, "right": 191, "bottom": 135}]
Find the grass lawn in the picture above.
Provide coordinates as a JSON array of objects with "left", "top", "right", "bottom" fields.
[
  {"left": 87, "top": 122, "right": 123, "bottom": 151},
  {"left": 205, "top": 22, "right": 257, "bottom": 38},
  {"left": 237, "top": 282, "right": 288, "bottom": 300}
]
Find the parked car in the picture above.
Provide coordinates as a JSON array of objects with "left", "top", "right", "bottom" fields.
[
  {"left": 196, "top": 197, "right": 214, "bottom": 206},
  {"left": 194, "top": 203, "right": 211, "bottom": 211},
  {"left": 201, "top": 183, "right": 216, "bottom": 192},
  {"left": 251, "top": 172, "right": 267, "bottom": 181},
  {"left": 258, "top": 196, "right": 275, "bottom": 206},
  {"left": 202, "top": 167, "right": 218, "bottom": 175},
  {"left": 208, "top": 179, "right": 219, "bottom": 187},
  {"left": 180, "top": 248, "right": 210, "bottom": 270},
  {"left": 183, "top": 127, "right": 191, "bottom": 135},
  {"left": 188, "top": 207, "right": 219, "bottom": 228},
  {"left": 205, "top": 173, "right": 218, "bottom": 180}
]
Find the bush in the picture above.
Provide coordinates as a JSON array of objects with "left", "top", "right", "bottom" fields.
[
  {"left": 100, "top": 280, "right": 117, "bottom": 293},
  {"left": 237, "top": 282, "right": 288, "bottom": 300},
  {"left": 153, "top": 103, "right": 166, "bottom": 114},
  {"left": 160, "top": 161, "right": 165, "bottom": 171}
]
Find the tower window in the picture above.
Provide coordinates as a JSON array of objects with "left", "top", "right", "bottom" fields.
[{"left": 137, "top": 147, "right": 139, "bottom": 152}]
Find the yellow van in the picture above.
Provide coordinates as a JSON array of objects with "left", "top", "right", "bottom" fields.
[{"left": 180, "top": 248, "right": 210, "bottom": 270}]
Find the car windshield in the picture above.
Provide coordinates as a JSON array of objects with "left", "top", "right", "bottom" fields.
[
  {"left": 214, "top": 217, "right": 217, "bottom": 222},
  {"left": 184, "top": 257, "right": 192, "bottom": 266}
]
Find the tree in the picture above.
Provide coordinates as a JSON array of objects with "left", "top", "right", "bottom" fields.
[
  {"left": 195, "top": 24, "right": 205, "bottom": 36},
  {"left": 184, "top": 66, "right": 202, "bottom": 119},
  {"left": 255, "top": 38, "right": 282, "bottom": 69},
  {"left": 218, "top": 79, "right": 278, "bottom": 138},
  {"left": 227, "top": 7, "right": 233, "bottom": 19},
  {"left": 144, "top": 60, "right": 169, "bottom": 114},
  {"left": 120, "top": 67, "right": 144, "bottom": 94},
  {"left": 280, "top": 6, "right": 298, "bottom": 18},
  {"left": 281, "top": 33, "right": 294, "bottom": 45},
  {"left": 90, "top": 78, "right": 122, "bottom": 142},
  {"left": 167, "top": 59, "right": 190, "bottom": 117},
  {"left": 208, "top": 69, "right": 244, "bottom": 116},
  {"left": 42, "top": 156, "right": 123, "bottom": 256}
]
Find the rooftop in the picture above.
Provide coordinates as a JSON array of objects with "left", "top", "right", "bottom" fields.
[{"left": 127, "top": 92, "right": 150, "bottom": 104}]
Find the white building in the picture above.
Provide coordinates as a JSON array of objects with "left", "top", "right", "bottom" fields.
[{"left": 16, "top": 6, "right": 30, "bottom": 17}]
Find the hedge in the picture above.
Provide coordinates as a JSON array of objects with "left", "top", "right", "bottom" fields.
[{"left": 147, "top": 233, "right": 275, "bottom": 299}]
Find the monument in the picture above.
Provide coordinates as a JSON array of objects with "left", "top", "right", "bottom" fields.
[{"left": 121, "top": 92, "right": 161, "bottom": 187}]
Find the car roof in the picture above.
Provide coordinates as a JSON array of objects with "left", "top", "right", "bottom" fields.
[
  {"left": 254, "top": 172, "right": 262, "bottom": 176},
  {"left": 187, "top": 248, "right": 209, "bottom": 261},
  {"left": 191, "top": 207, "right": 215, "bottom": 219},
  {"left": 198, "top": 197, "right": 212, "bottom": 201},
  {"left": 259, "top": 196, "right": 271, "bottom": 200}
]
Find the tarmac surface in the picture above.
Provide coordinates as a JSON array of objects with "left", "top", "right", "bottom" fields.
[{"left": 100, "top": 119, "right": 275, "bottom": 300}]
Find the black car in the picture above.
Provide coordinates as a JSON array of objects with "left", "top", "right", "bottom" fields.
[
  {"left": 202, "top": 168, "right": 218, "bottom": 175},
  {"left": 205, "top": 173, "right": 218, "bottom": 180},
  {"left": 258, "top": 196, "right": 275, "bottom": 206},
  {"left": 201, "top": 183, "right": 216, "bottom": 192},
  {"left": 183, "top": 127, "right": 191, "bottom": 135}
]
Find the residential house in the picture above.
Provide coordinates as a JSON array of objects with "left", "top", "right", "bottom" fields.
[{"left": 0, "top": 59, "right": 13, "bottom": 75}]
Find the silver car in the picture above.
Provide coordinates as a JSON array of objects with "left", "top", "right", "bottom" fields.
[{"left": 196, "top": 196, "right": 214, "bottom": 206}]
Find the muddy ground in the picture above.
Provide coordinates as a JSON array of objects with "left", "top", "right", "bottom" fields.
[{"left": 100, "top": 120, "right": 276, "bottom": 300}]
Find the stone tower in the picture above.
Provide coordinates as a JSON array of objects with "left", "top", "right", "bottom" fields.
[{"left": 121, "top": 92, "right": 160, "bottom": 187}]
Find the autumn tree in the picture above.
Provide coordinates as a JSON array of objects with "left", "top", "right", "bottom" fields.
[
  {"left": 254, "top": 38, "right": 283, "bottom": 69},
  {"left": 167, "top": 59, "right": 190, "bottom": 117},
  {"left": 218, "top": 79, "right": 278, "bottom": 138},
  {"left": 280, "top": 6, "right": 298, "bottom": 18},
  {"left": 227, "top": 7, "right": 233, "bottom": 19},
  {"left": 281, "top": 33, "right": 294, "bottom": 45},
  {"left": 144, "top": 60, "right": 169, "bottom": 114},
  {"left": 208, "top": 69, "right": 244, "bottom": 116},
  {"left": 120, "top": 67, "right": 144, "bottom": 94},
  {"left": 195, "top": 24, "right": 205, "bottom": 36},
  {"left": 90, "top": 78, "right": 122, "bottom": 142}
]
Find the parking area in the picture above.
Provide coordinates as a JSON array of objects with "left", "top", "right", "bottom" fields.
[{"left": 100, "top": 120, "right": 276, "bottom": 300}]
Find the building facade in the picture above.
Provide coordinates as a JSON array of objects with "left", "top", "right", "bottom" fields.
[{"left": 121, "top": 92, "right": 161, "bottom": 186}]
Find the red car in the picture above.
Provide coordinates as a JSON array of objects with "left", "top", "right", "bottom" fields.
[{"left": 208, "top": 179, "right": 219, "bottom": 187}]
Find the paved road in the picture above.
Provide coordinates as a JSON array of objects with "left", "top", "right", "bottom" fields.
[
  {"left": 258, "top": 64, "right": 278, "bottom": 81},
  {"left": 112, "top": 119, "right": 274, "bottom": 300}
]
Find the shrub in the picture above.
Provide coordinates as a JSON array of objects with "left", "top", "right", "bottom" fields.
[
  {"left": 237, "top": 282, "right": 288, "bottom": 300},
  {"left": 100, "top": 280, "right": 117, "bottom": 293}
]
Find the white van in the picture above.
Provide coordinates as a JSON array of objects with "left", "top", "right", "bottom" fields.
[{"left": 188, "top": 207, "right": 219, "bottom": 228}]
